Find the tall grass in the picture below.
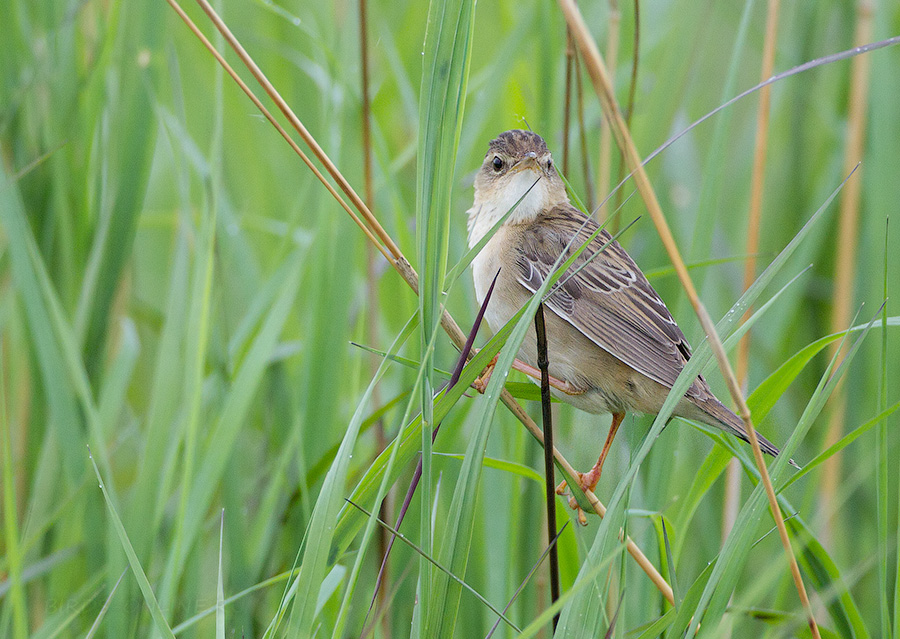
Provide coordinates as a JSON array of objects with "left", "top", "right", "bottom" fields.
[{"left": 1, "top": 0, "right": 898, "bottom": 638}]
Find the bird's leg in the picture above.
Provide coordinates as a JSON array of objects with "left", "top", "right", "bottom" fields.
[
  {"left": 556, "top": 412, "right": 625, "bottom": 525},
  {"left": 471, "top": 351, "right": 581, "bottom": 395},
  {"left": 509, "top": 359, "right": 584, "bottom": 395}
]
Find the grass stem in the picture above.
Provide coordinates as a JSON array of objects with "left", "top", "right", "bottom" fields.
[{"left": 820, "top": 0, "right": 874, "bottom": 546}]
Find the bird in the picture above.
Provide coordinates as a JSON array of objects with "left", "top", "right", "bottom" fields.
[{"left": 467, "top": 129, "right": 782, "bottom": 522}]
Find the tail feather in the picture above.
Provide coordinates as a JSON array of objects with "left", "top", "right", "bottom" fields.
[{"left": 696, "top": 396, "right": 790, "bottom": 462}]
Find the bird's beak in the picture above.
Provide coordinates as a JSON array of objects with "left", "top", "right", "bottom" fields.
[{"left": 512, "top": 151, "right": 541, "bottom": 173}]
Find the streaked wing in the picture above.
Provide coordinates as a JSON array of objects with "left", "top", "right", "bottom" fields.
[{"left": 516, "top": 204, "right": 704, "bottom": 397}]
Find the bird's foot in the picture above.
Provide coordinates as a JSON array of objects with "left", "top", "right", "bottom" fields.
[
  {"left": 555, "top": 474, "right": 595, "bottom": 526},
  {"left": 472, "top": 354, "right": 498, "bottom": 394}
]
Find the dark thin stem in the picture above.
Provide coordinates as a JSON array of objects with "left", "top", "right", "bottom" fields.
[
  {"left": 359, "top": 0, "right": 374, "bottom": 212},
  {"left": 562, "top": 29, "right": 574, "bottom": 176},
  {"left": 358, "top": 1, "right": 390, "bottom": 628},
  {"left": 625, "top": 0, "right": 640, "bottom": 123},
  {"left": 362, "top": 270, "right": 501, "bottom": 637},
  {"left": 574, "top": 50, "right": 595, "bottom": 210},
  {"left": 612, "top": 0, "right": 640, "bottom": 224},
  {"left": 534, "top": 303, "right": 560, "bottom": 632}
]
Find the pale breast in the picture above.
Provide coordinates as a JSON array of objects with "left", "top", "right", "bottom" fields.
[{"left": 471, "top": 226, "right": 530, "bottom": 333}]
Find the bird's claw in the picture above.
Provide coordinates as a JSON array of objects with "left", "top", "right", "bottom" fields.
[
  {"left": 555, "top": 476, "right": 590, "bottom": 526},
  {"left": 472, "top": 354, "right": 499, "bottom": 394}
]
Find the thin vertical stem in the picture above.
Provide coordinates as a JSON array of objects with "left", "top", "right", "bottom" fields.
[
  {"left": 610, "top": 0, "right": 639, "bottom": 230},
  {"left": 597, "top": 0, "right": 619, "bottom": 223},
  {"left": 358, "top": 1, "right": 391, "bottom": 634},
  {"left": 877, "top": 219, "right": 890, "bottom": 639},
  {"left": 562, "top": 29, "right": 575, "bottom": 177},
  {"left": 574, "top": 51, "right": 596, "bottom": 210},
  {"left": 820, "top": 0, "right": 873, "bottom": 545},
  {"left": 534, "top": 304, "right": 560, "bottom": 633},
  {"left": 736, "top": 0, "right": 781, "bottom": 392},
  {"left": 728, "top": 0, "right": 781, "bottom": 543}
]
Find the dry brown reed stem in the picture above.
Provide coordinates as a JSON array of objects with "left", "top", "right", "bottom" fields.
[
  {"left": 821, "top": 0, "right": 874, "bottom": 540},
  {"left": 191, "top": 0, "right": 404, "bottom": 263},
  {"left": 597, "top": 0, "right": 619, "bottom": 223},
  {"left": 358, "top": 0, "right": 382, "bottom": 443},
  {"left": 163, "top": 0, "right": 390, "bottom": 264},
  {"left": 170, "top": 0, "right": 676, "bottom": 607},
  {"left": 558, "top": 0, "right": 819, "bottom": 634},
  {"left": 728, "top": 0, "right": 781, "bottom": 543}
]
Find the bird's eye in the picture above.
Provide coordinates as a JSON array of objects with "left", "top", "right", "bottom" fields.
[
  {"left": 546, "top": 159, "right": 553, "bottom": 170},
  {"left": 491, "top": 156, "right": 503, "bottom": 171}
]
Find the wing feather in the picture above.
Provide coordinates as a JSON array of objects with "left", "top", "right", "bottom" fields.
[{"left": 515, "top": 204, "right": 705, "bottom": 397}]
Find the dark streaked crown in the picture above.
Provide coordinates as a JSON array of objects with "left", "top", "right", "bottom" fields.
[{"left": 487, "top": 129, "right": 548, "bottom": 159}]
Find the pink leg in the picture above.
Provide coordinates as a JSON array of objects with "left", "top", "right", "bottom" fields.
[
  {"left": 556, "top": 412, "right": 625, "bottom": 525},
  {"left": 471, "top": 352, "right": 582, "bottom": 396}
]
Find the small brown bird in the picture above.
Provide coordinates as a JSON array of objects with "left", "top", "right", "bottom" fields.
[{"left": 468, "top": 129, "right": 781, "bottom": 519}]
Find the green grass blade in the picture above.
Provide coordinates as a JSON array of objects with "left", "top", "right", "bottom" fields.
[
  {"left": 0, "top": 347, "right": 27, "bottom": 639},
  {"left": 332, "top": 315, "right": 421, "bottom": 638},
  {"left": 415, "top": 0, "right": 478, "bottom": 625},
  {"left": 344, "top": 500, "right": 520, "bottom": 632},
  {"left": 0, "top": 155, "right": 84, "bottom": 480},
  {"left": 877, "top": 218, "right": 890, "bottom": 639},
  {"left": 79, "top": 0, "right": 163, "bottom": 380},
  {"left": 749, "top": 317, "right": 900, "bottom": 424},
  {"left": 85, "top": 570, "right": 127, "bottom": 639},
  {"left": 216, "top": 511, "right": 225, "bottom": 639},
  {"left": 433, "top": 452, "right": 545, "bottom": 484},
  {"left": 686, "top": 309, "right": 880, "bottom": 638},
  {"left": 88, "top": 450, "right": 175, "bottom": 639},
  {"left": 160, "top": 246, "right": 305, "bottom": 605},
  {"left": 163, "top": 183, "right": 218, "bottom": 612},
  {"left": 514, "top": 544, "right": 624, "bottom": 639},
  {"left": 330, "top": 320, "right": 513, "bottom": 561},
  {"left": 788, "top": 517, "right": 869, "bottom": 639},
  {"left": 284, "top": 311, "right": 417, "bottom": 637}
]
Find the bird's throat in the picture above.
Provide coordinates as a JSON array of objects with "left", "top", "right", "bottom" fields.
[{"left": 467, "top": 170, "right": 552, "bottom": 248}]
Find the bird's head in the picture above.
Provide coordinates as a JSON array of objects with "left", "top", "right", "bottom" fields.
[{"left": 471, "top": 130, "right": 568, "bottom": 236}]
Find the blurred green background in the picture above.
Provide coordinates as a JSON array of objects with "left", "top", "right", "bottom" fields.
[{"left": 1, "top": 0, "right": 899, "bottom": 637}]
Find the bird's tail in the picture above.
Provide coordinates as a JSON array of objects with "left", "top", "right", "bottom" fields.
[{"left": 697, "top": 396, "right": 784, "bottom": 460}]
